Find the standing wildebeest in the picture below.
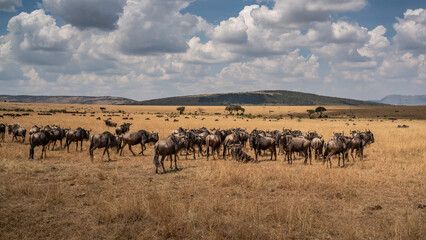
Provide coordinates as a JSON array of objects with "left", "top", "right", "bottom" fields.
[
  {"left": 205, "top": 130, "right": 223, "bottom": 160},
  {"left": 223, "top": 131, "right": 242, "bottom": 159},
  {"left": 250, "top": 134, "right": 276, "bottom": 161},
  {"left": 115, "top": 123, "right": 131, "bottom": 135},
  {"left": 323, "top": 134, "right": 348, "bottom": 168},
  {"left": 8, "top": 124, "right": 26, "bottom": 143},
  {"left": 153, "top": 135, "right": 181, "bottom": 174},
  {"left": 277, "top": 134, "right": 311, "bottom": 164},
  {"left": 64, "top": 128, "right": 90, "bottom": 152},
  {"left": 89, "top": 131, "right": 122, "bottom": 162},
  {"left": 120, "top": 130, "right": 158, "bottom": 156},
  {"left": 0, "top": 123, "right": 6, "bottom": 141},
  {"left": 29, "top": 125, "right": 41, "bottom": 135},
  {"left": 361, "top": 130, "right": 375, "bottom": 145},
  {"left": 29, "top": 130, "right": 51, "bottom": 159},
  {"left": 49, "top": 127, "right": 67, "bottom": 150},
  {"left": 345, "top": 132, "right": 364, "bottom": 161},
  {"left": 310, "top": 137, "right": 324, "bottom": 160}
]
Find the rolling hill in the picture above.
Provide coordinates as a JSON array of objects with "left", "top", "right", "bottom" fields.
[
  {"left": 132, "top": 90, "right": 383, "bottom": 106},
  {"left": 0, "top": 95, "right": 137, "bottom": 105},
  {"left": 1, "top": 90, "right": 385, "bottom": 106},
  {"left": 373, "top": 94, "right": 426, "bottom": 106}
]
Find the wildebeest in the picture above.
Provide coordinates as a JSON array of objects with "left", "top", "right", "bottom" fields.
[
  {"left": 89, "top": 131, "right": 122, "bottom": 162},
  {"left": 250, "top": 134, "right": 276, "bottom": 161},
  {"left": 323, "top": 134, "right": 348, "bottom": 168},
  {"left": 0, "top": 123, "right": 6, "bottom": 141},
  {"left": 153, "top": 135, "right": 181, "bottom": 174},
  {"left": 29, "top": 125, "right": 41, "bottom": 135},
  {"left": 64, "top": 128, "right": 90, "bottom": 152},
  {"left": 104, "top": 119, "right": 117, "bottom": 128},
  {"left": 345, "top": 132, "right": 364, "bottom": 161},
  {"left": 205, "top": 130, "right": 223, "bottom": 160},
  {"left": 49, "top": 127, "right": 68, "bottom": 150},
  {"left": 277, "top": 133, "right": 311, "bottom": 164},
  {"left": 120, "top": 130, "right": 159, "bottom": 156},
  {"left": 231, "top": 144, "right": 255, "bottom": 163},
  {"left": 223, "top": 131, "right": 242, "bottom": 159},
  {"left": 115, "top": 123, "right": 131, "bottom": 135},
  {"left": 29, "top": 130, "right": 51, "bottom": 159},
  {"left": 8, "top": 124, "right": 26, "bottom": 143},
  {"left": 306, "top": 132, "right": 323, "bottom": 161}
]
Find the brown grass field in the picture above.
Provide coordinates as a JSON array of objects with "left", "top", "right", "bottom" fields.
[{"left": 0, "top": 103, "right": 425, "bottom": 239}]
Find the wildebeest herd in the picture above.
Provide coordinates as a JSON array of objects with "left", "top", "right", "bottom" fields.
[{"left": 0, "top": 122, "right": 375, "bottom": 173}]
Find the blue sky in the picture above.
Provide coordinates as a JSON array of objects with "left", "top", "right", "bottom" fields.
[{"left": 0, "top": 0, "right": 425, "bottom": 100}]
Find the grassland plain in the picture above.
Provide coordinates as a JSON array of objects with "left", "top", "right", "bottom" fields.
[{"left": 0, "top": 103, "right": 425, "bottom": 239}]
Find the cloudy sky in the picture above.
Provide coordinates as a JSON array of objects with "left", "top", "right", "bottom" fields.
[{"left": 0, "top": 0, "right": 425, "bottom": 101}]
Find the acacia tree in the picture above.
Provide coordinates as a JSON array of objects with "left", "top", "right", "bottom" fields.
[
  {"left": 225, "top": 105, "right": 245, "bottom": 115},
  {"left": 315, "top": 106, "right": 327, "bottom": 118},
  {"left": 176, "top": 106, "right": 185, "bottom": 114},
  {"left": 307, "top": 109, "right": 315, "bottom": 118}
]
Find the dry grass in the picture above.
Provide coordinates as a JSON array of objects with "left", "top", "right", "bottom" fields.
[{"left": 0, "top": 103, "right": 425, "bottom": 239}]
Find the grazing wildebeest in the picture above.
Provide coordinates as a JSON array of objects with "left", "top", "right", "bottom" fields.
[
  {"left": 29, "top": 130, "right": 51, "bottom": 160},
  {"left": 120, "top": 130, "right": 159, "bottom": 156},
  {"left": 104, "top": 119, "right": 117, "bottom": 128},
  {"left": 89, "top": 131, "right": 122, "bottom": 162},
  {"left": 277, "top": 134, "right": 311, "bottom": 164},
  {"left": 250, "top": 134, "right": 276, "bottom": 161},
  {"left": 8, "top": 124, "right": 26, "bottom": 143},
  {"left": 205, "top": 130, "right": 223, "bottom": 160},
  {"left": 0, "top": 123, "right": 6, "bottom": 141},
  {"left": 153, "top": 135, "right": 181, "bottom": 174},
  {"left": 49, "top": 127, "right": 67, "bottom": 150},
  {"left": 64, "top": 128, "right": 90, "bottom": 152},
  {"left": 29, "top": 125, "right": 41, "bottom": 135},
  {"left": 115, "top": 123, "right": 131, "bottom": 135},
  {"left": 323, "top": 135, "right": 348, "bottom": 168}
]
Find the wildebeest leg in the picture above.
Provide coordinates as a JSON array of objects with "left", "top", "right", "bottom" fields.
[
  {"left": 80, "top": 140, "right": 83, "bottom": 152},
  {"left": 174, "top": 154, "right": 178, "bottom": 170},
  {"left": 350, "top": 148, "right": 356, "bottom": 162},
  {"left": 206, "top": 146, "right": 210, "bottom": 161},
  {"left": 128, "top": 145, "right": 137, "bottom": 156},
  {"left": 341, "top": 152, "right": 345, "bottom": 167},
  {"left": 40, "top": 146, "right": 44, "bottom": 159},
  {"left": 119, "top": 142, "right": 126, "bottom": 156},
  {"left": 160, "top": 155, "right": 166, "bottom": 173},
  {"left": 169, "top": 155, "right": 173, "bottom": 169},
  {"left": 75, "top": 141, "right": 78, "bottom": 152},
  {"left": 139, "top": 143, "right": 145, "bottom": 156}
]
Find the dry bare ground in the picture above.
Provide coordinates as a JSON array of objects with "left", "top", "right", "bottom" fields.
[{"left": 0, "top": 103, "right": 425, "bottom": 239}]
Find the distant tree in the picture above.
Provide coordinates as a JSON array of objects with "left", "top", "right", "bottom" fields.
[
  {"left": 225, "top": 106, "right": 233, "bottom": 114},
  {"left": 225, "top": 105, "right": 245, "bottom": 115},
  {"left": 315, "top": 106, "right": 327, "bottom": 118},
  {"left": 176, "top": 106, "right": 185, "bottom": 114},
  {"left": 100, "top": 107, "right": 106, "bottom": 112},
  {"left": 307, "top": 109, "right": 315, "bottom": 118}
]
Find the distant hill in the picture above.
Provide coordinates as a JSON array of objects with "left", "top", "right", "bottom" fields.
[
  {"left": 0, "top": 91, "right": 385, "bottom": 106},
  {"left": 0, "top": 95, "right": 137, "bottom": 105},
  {"left": 373, "top": 95, "right": 426, "bottom": 106},
  {"left": 132, "top": 90, "right": 383, "bottom": 106}
]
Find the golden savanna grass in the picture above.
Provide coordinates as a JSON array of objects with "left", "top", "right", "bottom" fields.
[{"left": 0, "top": 103, "right": 425, "bottom": 239}]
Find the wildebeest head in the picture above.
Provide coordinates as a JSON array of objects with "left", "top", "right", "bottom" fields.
[{"left": 149, "top": 132, "right": 159, "bottom": 143}]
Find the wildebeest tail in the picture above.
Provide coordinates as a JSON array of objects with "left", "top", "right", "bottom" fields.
[
  {"left": 153, "top": 145, "right": 160, "bottom": 167},
  {"left": 89, "top": 135, "right": 94, "bottom": 157}
]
